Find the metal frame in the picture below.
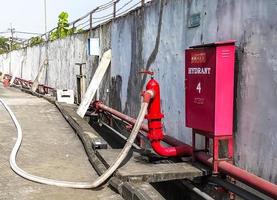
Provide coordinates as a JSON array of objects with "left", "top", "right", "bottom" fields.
[
  {"left": 192, "top": 129, "right": 234, "bottom": 173},
  {"left": 3, "top": 74, "right": 54, "bottom": 95}
]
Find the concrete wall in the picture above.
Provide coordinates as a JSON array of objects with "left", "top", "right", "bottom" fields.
[
  {"left": 0, "top": 23, "right": 111, "bottom": 95},
  {"left": 0, "top": 0, "right": 276, "bottom": 184},
  {"left": 110, "top": 0, "right": 277, "bottom": 184}
]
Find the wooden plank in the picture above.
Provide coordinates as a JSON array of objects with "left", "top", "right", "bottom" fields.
[
  {"left": 97, "top": 149, "right": 203, "bottom": 183},
  {"left": 77, "top": 49, "right": 111, "bottom": 118}
]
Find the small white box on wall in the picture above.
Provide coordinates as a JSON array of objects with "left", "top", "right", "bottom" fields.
[
  {"left": 56, "top": 89, "right": 74, "bottom": 104},
  {"left": 88, "top": 38, "right": 100, "bottom": 56}
]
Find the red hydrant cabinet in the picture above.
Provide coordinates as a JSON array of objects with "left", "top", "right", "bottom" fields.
[{"left": 185, "top": 40, "right": 235, "bottom": 172}]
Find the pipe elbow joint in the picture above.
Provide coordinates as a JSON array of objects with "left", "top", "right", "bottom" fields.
[
  {"left": 151, "top": 140, "right": 193, "bottom": 157},
  {"left": 92, "top": 100, "right": 103, "bottom": 110}
]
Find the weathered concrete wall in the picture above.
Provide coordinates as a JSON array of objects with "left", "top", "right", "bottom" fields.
[
  {"left": 0, "top": 23, "right": 111, "bottom": 95},
  {"left": 110, "top": 0, "right": 277, "bottom": 184},
  {"left": 0, "top": 0, "right": 276, "bottom": 184}
]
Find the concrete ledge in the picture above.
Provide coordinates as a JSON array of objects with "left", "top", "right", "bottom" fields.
[
  {"left": 122, "top": 182, "right": 165, "bottom": 200},
  {"left": 22, "top": 88, "right": 56, "bottom": 103},
  {"left": 110, "top": 177, "right": 165, "bottom": 200},
  {"left": 10, "top": 85, "right": 57, "bottom": 104},
  {"left": 97, "top": 149, "right": 203, "bottom": 183}
]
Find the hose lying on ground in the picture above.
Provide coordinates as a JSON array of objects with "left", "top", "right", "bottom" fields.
[{"left": 0, "top": 97, "right": 149, "bottom": 188}]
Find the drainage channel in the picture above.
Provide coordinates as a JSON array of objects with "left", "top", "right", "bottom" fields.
[{"left": 90, "top": 115, "right": 268, "bottom": 200}]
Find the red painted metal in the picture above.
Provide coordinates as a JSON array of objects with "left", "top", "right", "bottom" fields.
[
  {"left": 2, "top": 74, "right": 54, "bottom": 95},
  {"left": 92, "top": 101, "right": 180, "bottom": 142},
  {"left": 142, "top": 90, "right": 154, "bottom": 103},
  {"left": 92, "top": 101, "right": 146, "bottom": 129},
  {"left": 144, "top": 78, "right": 164, "bottom": 141},
  {"left": 151, "top": 141, "right": 192, "bottom": 156},
  {"left": 3, "top": 78, "right": 10, "bottom": 87},
  {"left": 185, "top": 41, "right": 235, "bottom": 135},
  {"left": 185, "top": 41, "right": 236, "bottom": 172},
  {"left": 185, "top": 48, "right": 216, "bottom": 132},
  {"left": 139, "top": 70, "right": 154, "bottom": 76},
  {"left": 92, "top": 101, "right": 192, "bottom": 156},
  {"left": 140, "top": 74, "right": 192, "bottom": 157},
  {"left": 195, "top": 152, "right": 277, "bottom": 199},
  {"left": 91, "top": 102, "right": 277, "bottom": 199}
]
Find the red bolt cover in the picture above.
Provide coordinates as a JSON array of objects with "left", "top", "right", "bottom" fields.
[{"left": 144, "top": 78, "right": 164, "bottom": 141}]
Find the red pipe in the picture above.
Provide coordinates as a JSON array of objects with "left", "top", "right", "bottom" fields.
[
  {"left": 93, "top": 101, "right": 192, "bottom": 156},
  {"left": 218, "top": 162, "right": 277, "bottom": 198},
  {"left": 92, "top": 102, "right": 147, "bottom": 130},
  {"left": 142, "top": 76, "right": 192, "bottom": 157},
  {"left": 92, "top": 102, "right": 277, "bottom": 199},
  {"left": 151, "top": 141, "right": 192, "bottom": 157},
  {"left": 3, "top": 74, "right": 54, "bottom": 93},
  {"left": 195, "top": 152, "right": 277, "bottom": 199},
  {"left": 92, "top": 101, "right": 181, "bottom": 142}
]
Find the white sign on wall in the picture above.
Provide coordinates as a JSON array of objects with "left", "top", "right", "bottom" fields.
[{"left": 88, "top": 38, "right": 100, "bottom": 56}]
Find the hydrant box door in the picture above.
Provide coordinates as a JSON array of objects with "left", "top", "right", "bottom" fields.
[{"left": 185, "top": 48, "right": 216, "bottom": 133}]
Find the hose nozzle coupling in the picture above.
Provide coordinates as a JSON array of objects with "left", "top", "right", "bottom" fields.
[{"left": 141, "top": 90, "right": 155, "bottom": 103}]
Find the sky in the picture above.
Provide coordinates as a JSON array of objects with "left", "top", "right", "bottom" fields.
[{"left": 0, "top": 0, "right": 115, "bottom": 39}]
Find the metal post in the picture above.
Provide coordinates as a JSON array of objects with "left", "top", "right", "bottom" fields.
[
  {"left": 8, "top": 25, "right": 15, "bottom": 51},
  {"left": 113, "top": 0, "right": 118, "bottom": 18},
  {"left": 44, "top": 0, "right": 47, "bottom": 34},
  {"left": 75, "top": 63, "right": 87, "bottom": 104},
  {"left": 141, "top": 0, "right": 145, "bottom": 7},
  {"left": 72, "top": 23, "right": 75, "bottom": 32},
  {"left": 89, "top": 13, "right": 93, "bottom": 33},
  {"left": 44, "top": 0, "right": 49, "bottom": 85},
  {"left": 11, "top": 28, "right": 14, "bottom": 50}
]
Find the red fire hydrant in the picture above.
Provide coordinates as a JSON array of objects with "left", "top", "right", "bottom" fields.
[
  {"left": 141, "top": 71, "right": 192, "bottom": 157},
  {"left": 142, "top": 72, "right": 164, "bottom": 142}
]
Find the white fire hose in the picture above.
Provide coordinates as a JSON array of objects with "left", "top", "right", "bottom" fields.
[{"left": 0, "top": 97, "right": 148, "bottom": 188}]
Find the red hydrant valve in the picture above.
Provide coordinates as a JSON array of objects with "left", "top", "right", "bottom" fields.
[
  {"left": 139, "top": 70, "right": 154, "bottom": 76},
  {"left": 142, "top": 73, "right": 165, "bottom": 141}
]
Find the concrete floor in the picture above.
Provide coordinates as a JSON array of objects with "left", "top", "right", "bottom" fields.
[{"left": 0, "top": 84, "right": 122, "bottom": 200}]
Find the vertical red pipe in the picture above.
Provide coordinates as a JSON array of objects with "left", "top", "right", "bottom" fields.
[{"left": 143, "top": 77, "right": 192, "bottom": 157}]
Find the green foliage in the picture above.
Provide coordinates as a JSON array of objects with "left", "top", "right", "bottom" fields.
[
  {"left": 50, "top": 11, "right": 76, "bottom": 41},
  {"left": 0, "top": 37, "right": 20, "bottom": 53},
  {"left": 29, "top": 36, "right": 45, "bottom": 47},
  {"left": 0, "top": 37, "right": 10, "bottom": 54},
  {"left": 11, "top": 42, "right": 20, "bottom": 51},
  {"left": 76, "top": 28, "right": 84, "bottom": 33}
]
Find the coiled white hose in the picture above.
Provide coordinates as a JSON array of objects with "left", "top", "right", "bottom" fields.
[{"left": 0, "top": 97, "right": 148, "bottom": 188}]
